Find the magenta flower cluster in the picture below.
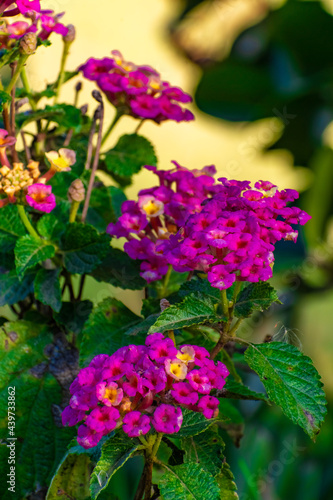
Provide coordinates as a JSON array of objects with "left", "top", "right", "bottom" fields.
[
  {"left": 163, "top": 178, "right": 311, "bottom": 289},
  {"left": 79, "top": 50, "right": 194, "bottom": 124},
  {"left": 62, "top": 333, "right": 228, "bottom": 449},
  {"left": 107, "top": 162, "right": 220, "bottom": 282},
  {"left": 0, "top": 0, "right": 68, "bottom": 47}
]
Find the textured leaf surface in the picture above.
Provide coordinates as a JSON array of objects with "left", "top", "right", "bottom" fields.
[
  {"left": 182, "top": 429, "right": 225, "bottom": 476},
  {"left": 234, "top": 282, "right": 281, "bottom": 318},
  {"left": 91, "top": 247, "right": 145, "bottom": 290},
  {"left": 87, "top": 185, "right": 127, "bottom": 232},
  {"left": 175, "top": 279, "right": 220, "bottom": 303},
  {"left": 158, "top": 462, "right": 220, "bottom": 500},
  {"left": 0, "top": 320, "right": 52, "bottom": 390},
  {"left": 54, "top": 300, "right": 93, "bottom": 335},
  {"left": 149, "top": 292, "right": 222, "bottom": 333},
  {"left": 104, "top": 133, "right": 157, "bottom": 178},
  {"left": 176, "top": 409, "right": 226, "bottom": 438},
  {"left": 0, "top": 269, "right": 34, "bottom": 306},
  {"left": 46, "top": 451, "right": 91, "bottom": 500},
  {"left": 0, "top": 205, "right": 26, "bottom": 251},
  {"left": 215, "top": 463, "right": 239, "bottom": 500},
  {"left": 15, "top": 235, "right": 56, "bottom": 277},
  {"left": 90, "top": 432, "right": 139, "bottom": 499},
  {"left": 223, "top": 379, "right": 268, "bottom": 402},
  {"left": 244, "top": 342, "right": 327, "bottom": 438},
  {"left": 61, "top": 223, "right": 110, "bottom": 274},
  {"left": 37, "top": 203, "right": 69, "bottom": 242},
  {"left": 80, "top": 298, "right": 140, "bottom": 367},
  {"left": 34, "top": 268, "right": 62, "bottom": 312}
]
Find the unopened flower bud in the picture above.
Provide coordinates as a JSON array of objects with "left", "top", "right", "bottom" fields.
[
  {"left": 63, "top": 24, "right": 76, "bottom": 43},
  {"left": 75, "top": 82, "right": 82, "bottom": 93},
  {"left": 19, "top": 32, "right": 37, "bottom": 55},
  {"left": 92, "top": 90, "right": 103, "bottom": 104},
  {"left": 68, "top": 179, "right": 85, "bottom": 203},
  {"left": 80, "top": 104, "right": 88, "bottom": 115},
  {"left": 160, "top": 299, "right": 170, "bottom": 312}
]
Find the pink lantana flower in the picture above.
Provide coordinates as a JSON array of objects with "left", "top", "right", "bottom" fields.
[{"left": 25, "top": 183, "right": 56, "bottom": 213}]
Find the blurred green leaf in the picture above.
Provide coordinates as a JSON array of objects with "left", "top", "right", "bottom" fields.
[
  {"left": 54, "top": 300, "right": 93, "bottom": 335},
  {"left": 104, "top": 134, "right": 157, "bottom": 185},
  {"left": 46, "top": 450, "right": 91, "bottom": 500},
  {"left": 0, "top": 269, "right": 34, "bottom": 306},
  {"left": 87, "top": 185, "right": 127, "bottom": 232},
  {"left": 182, "top": 429, "right": 225, "bottom": 476},
  {"left": 0, "top": 205, "right": 26, "bottom": 252},
  {"left": 34, "top": 268, "right": 62, "bottom": 312},
  {"left": 79, "top": 298, "right": 140, "bottom": 367},
  {"left": 90, "top": 247, "right": 145, "bottom": 290}
]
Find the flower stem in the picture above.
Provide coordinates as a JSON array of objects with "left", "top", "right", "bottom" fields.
[
  {"left": 54, "top": 40, "right": 71, "bottom": 104},
  {"left": 17, "top": 205, "right": 40, "bottom": 239},
  {"left": 232, "top": 281, "right": 242, "bottom": 304},
  {"left": 228, "top": 317, "right": 244, "bottom": 337},
  {"left": 220, "top": 289, "right": 229, "bottom": 318},
  {"left": 81, "top": 103, "right": 105, "bottom": 223},
  {"left": 20, "top": 66, "right": 37, "bottom": 111},
  {"left": 69, "top": 200, "right": 80, "bottom": 223},
  {"left": 160, "top": 265, "right": 172, "bottom": 298},
  {"left": 6, "top": 54, "right": 28, "bottom": 95},
  {"left": 101, "top": 111, "right": 122, "bottom": 147}
]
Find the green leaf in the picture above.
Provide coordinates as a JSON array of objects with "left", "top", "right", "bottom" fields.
[
  {"left": 61, "top": 223, "right": 110, "bottom": 274},
  {"left": 46, "top": 450, "right": 91, "bottom": 500},
  {"left": 158, "top": 462, "right": 221, "bottom": 500},
  {"left": 0, "top": 90, "right": 11, "bottom": 112},
  {"left": 148, "top": 292, "right": 223, "bottom": 334},
  {"left": 244, "top": 342, "right": 327, "bottom": 438},
  {"left": 176, "top": 409, "right": 226, "bottom": 438},
  {"left": 0, "top": 204, "right": 26, "bottom": 252},
  {"left": 0, "top": 269, "right": 34, "bottom": 306},
  {"left": 79, "top": 298, "right": 140, "bottom": 367},
  {"left": 223, "top": 379, "right": 268, "bottom": 402},
  {"left": 90, "top": 432, "right": 139, "bottom": 499},
  {"left": 87, "top": 185, "right": 127, "bottom": 232},
  {"left": 16, "top": 104, "right": 82, "bottom": 132},
  {"left": 124, "top": 313, "right": 160, "bottom": 344},
  {"left": 54, "top": 300, "right": 93, "bottom": 335},
  {"left": 34, "top": 268, "right": 62, "bottom": 312},
  {"left": 91, "top": 247, "right": 145, "bottom": 290},
  {"left": 182, "top": 429, "right": 225, "bottom": 476},
  {"left": 175, "top": 278, "right": 220, "bottom": 303},
  {"left": 234, "top": 282, "right": 281, "bottom": 318},
  {"left": 37, "top": 202, "right": 70, "bottom": 242},
  {"left": 104, "top": 134, "right": 157, "bottom": 184},
  {"left": 0, "top": 320, "right": 52, "bottom": 391},
  {"left": 215, "top": 463, "right": 239, "bottom": 500},
  {"left": 15, "top": 236, "right": 56, "bottom": 278}
]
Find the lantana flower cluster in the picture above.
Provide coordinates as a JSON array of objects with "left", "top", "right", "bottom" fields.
[
  {"left": 107, "top": 162, "right": 220, "bottom": 282},
  {"left": 0, "top": 0, "right": 69, "bottom": 48},
  {"left": 0, "top": 129, "right": 75, "bottom": 212},
  {"left": 79, "top": 50, "right": 194, "bottom": 124},
  {"left": 62, "top": 333, "right": 229, "bottom": 449},
  {"left": 163, "top": 177, "right": 311, "bottom": 289}
]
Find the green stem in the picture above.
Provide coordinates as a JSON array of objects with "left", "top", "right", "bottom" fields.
[
  {"left": 220, "top": 289, "right": 229, "bottom": 318},
  {"left": 69, "top": 200, "right": 80, "bottom": 223},
  {"left": 6, "top": 55, "right": 28, "bottom": 95},
  {"left": 20, "top": 66, "right": 37, "bottom": 111},
  {"left": 160, "top": 265, "right": 172, "bottom": 298},
  {"left": 101, "top": 111, "right": 122, "bottom": 147},
  {"left": 17, "top": 205, "right": 40, "bottom": 239},
  {"left": 228, "top": 318, "right": 244, "bottom": 337},
  {"left": 151, "top": 433, "right": 163, "bottom": 458},
  {"left": 232, "top": 281, "right": 242, "bottom": 304},
  {"left": 54, "top": 41, "right": 71, "bottom": 104}
]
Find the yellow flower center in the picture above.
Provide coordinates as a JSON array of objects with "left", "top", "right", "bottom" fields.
[
  {"left": 104, "top": 387, "right": 118, "bottom": 404},
  {"left": 142, "top": 199, "right": 162, "bottom": 216},
  {"left": 169, "top": 362, "right": 187, "bottom": 379}
]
